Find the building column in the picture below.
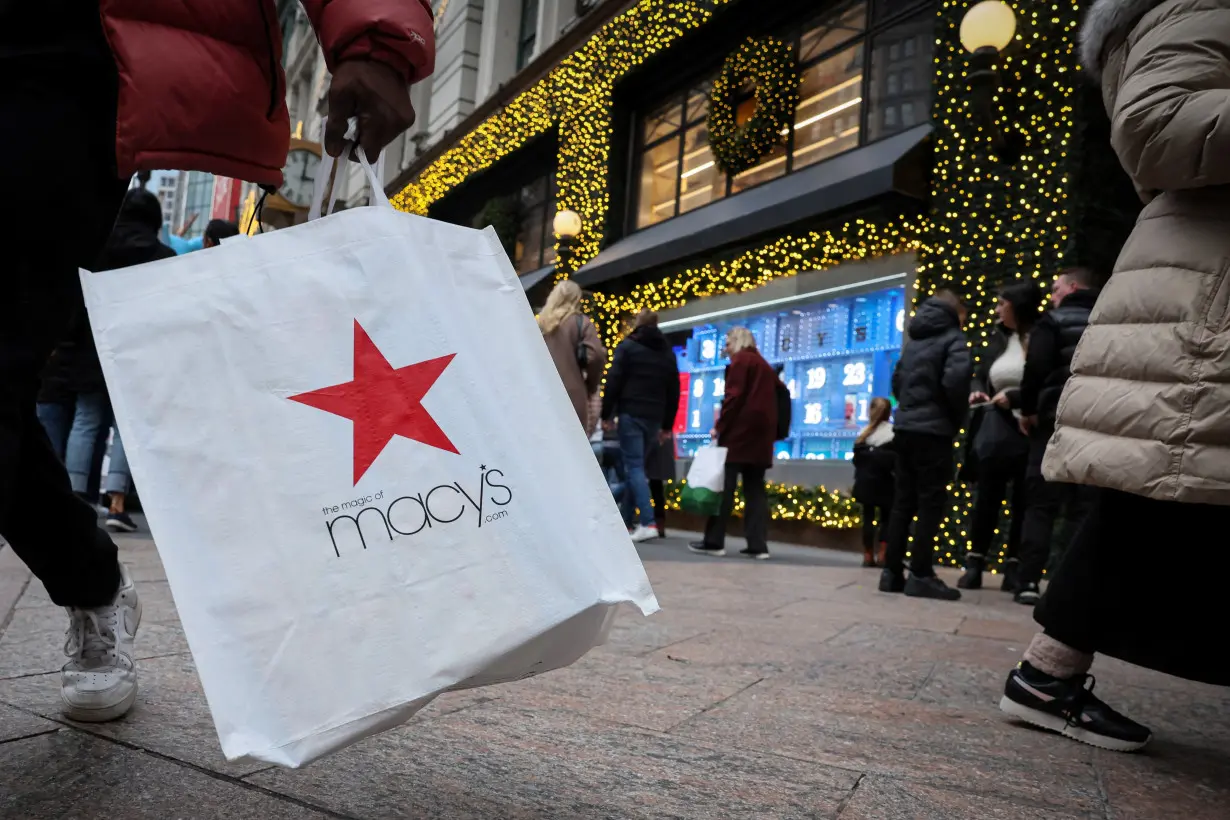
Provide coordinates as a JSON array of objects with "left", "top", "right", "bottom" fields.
[
  {"left": 426, "top": 0, "right": 485, "bottom": 143},
  {"left": 476, "top": 0, "right": 522, "bottom": 105}
]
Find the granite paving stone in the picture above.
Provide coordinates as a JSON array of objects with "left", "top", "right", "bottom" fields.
[
  {"left": 250, "top": 702, "right": 860, "bottom": 820},
  {"left": 1, "top": 529, "right": 1226, "bottom": 817},
  {"left": 0, "top": 731, "right": 335, "bottom": 819},
  {"left": 0, "top": 702, "right": 56, "bottom": 743}
]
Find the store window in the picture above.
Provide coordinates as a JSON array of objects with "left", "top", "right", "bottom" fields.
[
  {"left": 513, "top": 173, "right": 558, "bottom": 274},
  {"left": 867, "top": 16, "right": 934, "bottom": 142},
  {"left": 632, "top": 0, "right": 933, "bottom": 230},
  {"left": 516, "top": 0, "right": 539, "bottom": 70},
  {"left": 672, "top": 285, "right": 906, "bottom": 461}
]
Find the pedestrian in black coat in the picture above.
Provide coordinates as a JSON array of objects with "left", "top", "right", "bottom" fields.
[
  {"left": 1013, "top": 267, "right": 1100, "bottom": 604},
  {"left": 880, "top": 289, "right": 972, "bottom": 601},
  {"left": 957, "top": 279, "right": 1043, "bottom": 592}
]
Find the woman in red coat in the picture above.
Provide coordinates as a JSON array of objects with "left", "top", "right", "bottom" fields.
[{"left": 690, "top": 328, "right": 779, "bottom": 559}]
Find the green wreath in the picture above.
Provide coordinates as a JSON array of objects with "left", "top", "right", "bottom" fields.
[{"left": 708, "top": 37, "right": 801, "bottom": 177}]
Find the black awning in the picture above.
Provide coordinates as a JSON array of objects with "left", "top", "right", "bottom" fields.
[
  {"left": 573, "top": 124, "right": 931, "bottom": 288},
  {"left": 519, "top": 264, "right": 554, "bottom": 291}
]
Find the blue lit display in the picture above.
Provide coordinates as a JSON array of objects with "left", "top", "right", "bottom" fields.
[{"left": 674, "top": 286, "right": 905, "bottom": 462}]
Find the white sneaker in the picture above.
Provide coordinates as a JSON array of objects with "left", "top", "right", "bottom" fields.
[
  {"left": 61, "top": 563, "right": 141, "bottom": 722},
  {"left": 629, "top": 525, "right": 659, "bottom": 543}
]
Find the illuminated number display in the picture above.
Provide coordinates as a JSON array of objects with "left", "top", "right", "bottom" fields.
[{"left": 673, "top": 285, "right": 905, "bottom": 460}]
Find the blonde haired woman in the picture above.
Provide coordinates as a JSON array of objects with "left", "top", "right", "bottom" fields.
[
  {"left": 538, "top": 281, "right": 606, "bottom": 434},
  {"left": 689, "top": 327, "right": 778, "bottom": 559}
]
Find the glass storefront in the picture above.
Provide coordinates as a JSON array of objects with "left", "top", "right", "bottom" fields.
[{"left": 672, "top": 284, "right": 906, "bottom": 462}]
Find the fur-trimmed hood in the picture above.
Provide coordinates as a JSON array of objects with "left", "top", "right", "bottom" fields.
[{"left": 1080, "top": 0, "right": 1168, "bottom": 78}]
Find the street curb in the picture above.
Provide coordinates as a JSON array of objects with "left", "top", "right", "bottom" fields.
[{"left": 0, "top": 543, "right": 33, "bottom": 638}]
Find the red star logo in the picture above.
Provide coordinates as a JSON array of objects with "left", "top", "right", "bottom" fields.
[{"left": 289, "top": 320, "right": 458, "bottom": 484}]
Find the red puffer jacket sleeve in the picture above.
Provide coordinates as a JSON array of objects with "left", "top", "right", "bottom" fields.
[{"left": 301, "top": 0, "right": 436, "bottom": 83}]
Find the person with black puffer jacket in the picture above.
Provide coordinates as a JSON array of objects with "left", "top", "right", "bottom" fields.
[
  {"left": 1012, "top": 267, "right": 1100, "bottom": 605},
  {"left": 602, "top": 310, "right": 681, "bottom": 543},
  {"left": 880, "top": 288, "right": 972, "bottom": 601}
]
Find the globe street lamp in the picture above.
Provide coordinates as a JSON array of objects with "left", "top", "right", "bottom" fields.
[
  {"left": 553, "top": 208, "right": 582, "bottom": 272},
  {"left": 960, "top": 0, "right": 1020, "bottom": 162}
]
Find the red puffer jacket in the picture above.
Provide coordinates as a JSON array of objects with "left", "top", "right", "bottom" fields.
[{"left": 100, "top": 0, "right": 434, "bottom": 187}]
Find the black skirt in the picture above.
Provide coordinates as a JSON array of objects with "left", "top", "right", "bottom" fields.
[{"left": 1035, "top": 487, "right": 1230, "bottom": 686}]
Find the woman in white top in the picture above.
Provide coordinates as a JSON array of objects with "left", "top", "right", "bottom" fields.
[{"left": 958, "top": 280, "right": 1044, "bottom": 591}]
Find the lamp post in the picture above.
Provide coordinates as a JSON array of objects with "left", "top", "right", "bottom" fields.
[
  {"left": 553, "top": 208, "right": 582, "bottom": 274},
  {"left": 960, "top": 0, "right": 1019, "bottom": 162}
]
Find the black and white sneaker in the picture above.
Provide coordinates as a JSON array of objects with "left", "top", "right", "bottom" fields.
[
  {"left": 1014, "top": 582, "right": 1041, "bottom": 605},
  {"left": 1000, "top": 662, "right": 1151, "bottom": 752},
  {"left": 905, "top": 574, "right": 961, "bottom": 601},
  {"left": 738, "top": 548, "right": 770, "bottom": 561},
  {"left": 104, "top": 512, "right": 139, "bottom": 533},
  {"left": 688, "top": 542, "right": 726, "bottom": 557}
]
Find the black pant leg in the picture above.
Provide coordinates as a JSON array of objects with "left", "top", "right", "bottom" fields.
[
  {"left": 1019, "top": 474, "right": 1062, "bottom": 586},
  {"left": 861, "top": 504, "right": 877, "bottom": 550},
  {"left": 703, "top": 463, "right": 741, "bottom": 550},
  {"left": 1003, "top": 455, "right": 1029, "bottom": 561},
  {"left": 0, "top": 145, "right": 126, "bottom": 606},
  {"left": 969, "top": 459, "right": 1010, "bottom": 557},
  {"left": 883, "top": 435, "right": 920, "bottom": 575},
  {"left": 909, "top": 435, "right": 954, "bottom": 577},
  {"left": 1048, "top": 483, "right": 1096, "bottom": 574},
  {"left": 741, "top": 466, "right": 769, "bottom": 554},
  {"left": 649, "top": 479, "right": 665, "bottom": 529}
]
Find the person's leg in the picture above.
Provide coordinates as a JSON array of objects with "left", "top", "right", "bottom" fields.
[
  {"left": 904, "top": 435, "right": 960, "bottom": 600},
  {"left": 698, "top": 462, "right": 740, "bottom": 554},
  {"left": 35, "top": 400, "right": 74, "bottom": 462},
  {"left": 1003, "top": 455, "right": 1028, "bottom": 562},
  {"left": 3, "top": 38, "right": 138, "bottom": 722},
  {"left": 649, "top": 478, "right": 666, "bottom": 537},
  {"left": 64, "top": 392, "right": 108, "bottom": 495},
  {"left": 618, "top": 415, "right": 655, "bottom": 532},
  {"left": 1048, "top": 483, "right": 1095, "bottom": 575},
  {"left": 103, "top": 427, "right": 138, "bottom": 533},
  {"left": 908, "top": 435, "right": 953, "bottom": 577},
  {"left": 1001, "top": 489, "right": 1151, "bottom": 751},
  {"left": 740, "top": 466, "right": 769, "bottom": 556},
  {"left": 1018, "top": 475, "right": 1062, "bottom": 590},
  {"left": 874, "top": 491, "right": 892, "bottom": 566},
  {"left": 881, "top": 435, "right": 919, "bottom": 586},
  {"left": 961, "top": 458, "right": 1009, "bottom": 588},
  {"left": 861, "top": 503, "right": 877, "bottom": 551}
]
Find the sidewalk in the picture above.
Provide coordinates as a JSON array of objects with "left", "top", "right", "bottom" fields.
[{"left": 2, "top": 528, "right": 1228, "bottom": 819}]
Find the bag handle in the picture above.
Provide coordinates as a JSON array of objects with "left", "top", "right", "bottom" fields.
[{"left": 307, "top": 117, "right": 391, "bottom": 221}]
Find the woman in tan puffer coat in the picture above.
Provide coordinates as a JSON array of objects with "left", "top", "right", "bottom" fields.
[{"left": 999, "top": 0, "right": 1230, "bottom": 755}]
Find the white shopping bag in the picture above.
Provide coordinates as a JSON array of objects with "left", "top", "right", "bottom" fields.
[
  {"left": 680, "top": 446, "right": 727, "bottom": 516},
  {"left": 80, "top": 148, "right": 657, "bottom": 768}
]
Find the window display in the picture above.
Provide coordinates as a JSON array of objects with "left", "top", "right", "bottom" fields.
[{"left": 673, "top": 285, "right": 905, "bottom": 462}]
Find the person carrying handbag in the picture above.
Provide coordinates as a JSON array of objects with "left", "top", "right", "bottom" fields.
[
  {"left": 538, "top": 281, "right": 607, "bottom": 436},
  {"left": 957, "top": 280, "right": 1043, "bottom": 591}
]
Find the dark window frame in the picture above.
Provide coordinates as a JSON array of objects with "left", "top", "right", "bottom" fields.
[
  {"left": 516, "top": 0, "right": 540, "bottom": 70},
  {"left": 513, "top": 170, "right": 558, "bottom": 274},
  {"left": 629, "top": 0, "right": 934, "bottom": 234}
]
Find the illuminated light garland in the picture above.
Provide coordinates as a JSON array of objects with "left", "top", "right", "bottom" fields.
[
  {"left": 708, "top": 36, "right": 801, "bottom": 176},
  {"left": 919, "top": 0, "right": 1081, "bottom": 570},
  {"left": 663, "top": 480, "right": 861, "bottom": 529}
]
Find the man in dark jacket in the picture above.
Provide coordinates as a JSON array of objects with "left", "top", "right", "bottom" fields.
[
  {"left": 602, "top": 311, "right": 681, "bottom": 543},
  {"left": 881, "top": 289, "right": 972, "bottom": 601},
  {"left": 1013, "top": 267, "right": 1099, "bottom": 605}
]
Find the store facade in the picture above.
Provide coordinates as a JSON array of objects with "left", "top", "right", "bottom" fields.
[{"left": 392, "top": 0, "right": 1093, "bottom": 560}]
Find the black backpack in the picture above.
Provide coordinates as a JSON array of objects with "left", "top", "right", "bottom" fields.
[{"left": 774, "top": 379, "right": 792, "bottom": 441}]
